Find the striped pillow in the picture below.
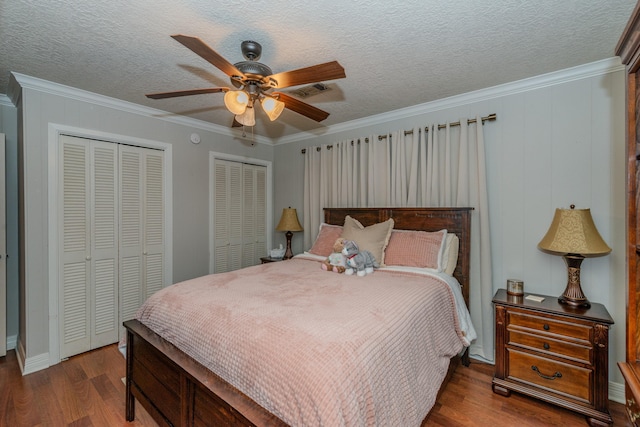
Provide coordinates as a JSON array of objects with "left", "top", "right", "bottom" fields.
[
  {"left": 308, "top": 223, "right": 344, "bottom": 256},
  {"left": 384, "top": 229, "right": 447, "bottom": 271}
]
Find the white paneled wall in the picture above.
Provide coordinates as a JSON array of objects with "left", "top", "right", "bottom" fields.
[
  {"left": 488, "top": 72, "right": 623, "bottom": 303},
  {"left": 276, "top": 61, "right": 626, "bottom": 391}
]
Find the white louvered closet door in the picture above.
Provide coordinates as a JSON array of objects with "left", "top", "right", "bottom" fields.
[
  {"left": 213, "top": 159, "right": 266, "bottom": 273},
  {"left": 143, "top": 151, "right": 165, "bottom": 299},
  {"left": 242, "top": 164, "right": 266, "bottom": 268},
  {"left": 214, "top": 159, "right": 243, "bottom": 273},
  {"left": 119, "top": 145, "right": 164, "bottom": 325},
  {"left": 60, "top": 136, "right": 119, "bottom": 358},
  {"left": 59, "top": 136, "right": 164, "bottom": 359}
]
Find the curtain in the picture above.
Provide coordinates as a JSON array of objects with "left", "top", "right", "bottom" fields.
[{"left": 303, "top": 116, "right": 493, "bottom": 361}]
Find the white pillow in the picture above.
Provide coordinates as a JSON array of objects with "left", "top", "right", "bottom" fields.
[{"left": 442, "top": 233, "right": 459, "bottom": 275}]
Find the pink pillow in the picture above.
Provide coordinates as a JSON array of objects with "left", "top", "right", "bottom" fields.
[
  {"left": 308, "top": 223, "right": 344, "bottom": 256},
  {"left": 384, "top": 229, "right": 447, "bottom": 270}
]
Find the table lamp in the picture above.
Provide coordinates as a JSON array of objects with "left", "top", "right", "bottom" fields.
[
  {"left": 275, "top": 207, "right": 303, "bottom": 259},
  {"left": 537, "top": 205, "right": 611, "bottom": 308}
]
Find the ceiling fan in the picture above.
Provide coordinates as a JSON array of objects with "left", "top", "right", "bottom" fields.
[{"left": 146, "top": 35, "right": 346, "bottom": 126}]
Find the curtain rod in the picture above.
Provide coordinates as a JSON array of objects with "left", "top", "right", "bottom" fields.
[
  {"left": 300, "top": 113, "right": 496, "bottom": 154},
  {"left": 377, "top": 113, "right": 497, "bottom": 141}
]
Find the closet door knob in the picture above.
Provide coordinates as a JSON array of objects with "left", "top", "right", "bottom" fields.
[{"left": 86, "top": 256, "right": 91, "bottom": 261}]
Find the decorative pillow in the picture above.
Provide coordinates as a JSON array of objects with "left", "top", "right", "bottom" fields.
[
  {"left": 442, "top": 233, "right": 459, "bottom": 275},
  {"left": 340, "top": 216, "right": 394, "bottom": 265},
  {"left": 384, "top": 229, "right": 447, "bottom": 270},
  {"left": 308, "top": 223, "right": 344, "bottom": 256}
]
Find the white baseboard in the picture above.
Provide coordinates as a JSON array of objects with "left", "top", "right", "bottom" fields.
[
  {"left": 15, "top": 339, "right": 26, "bottom": 373},
  {"left": 15, "top": 338, "right": 50, "bottom": 375},
  {"left": 609, "top": 381, "right": 625, "bottom": 404},
  {"left": 21, "top": 351, "right": 50, "bottom": 375},
  {"left": 7, "top": 334, "right": 17, "bottom": 350}
]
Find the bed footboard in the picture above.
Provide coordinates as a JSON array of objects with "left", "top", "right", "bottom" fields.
[
  {"left": 124, "top": 319, "right": 289, "bottom": 427},
  {"left": 125, "top": 318, "right": 463, "bottom": 427}
]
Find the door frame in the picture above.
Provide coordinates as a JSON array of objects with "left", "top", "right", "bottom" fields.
[
  {"left": 47, "top": 123, "right": 173, "bottom": 365},
  {"left": 0, "top": 133, "right": 5, "bottom": 357},
  {"left": 208, "top": 151, "right": 273, "bottom": 274}
]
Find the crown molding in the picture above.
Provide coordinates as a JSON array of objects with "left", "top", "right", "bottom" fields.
[
  {"left": 276, "top": 57, "right": 624, "bottom": 145},
  {"left": 8, "top": 72, "right": 273, "bottom": 146},
  {"left": 6, "top": 57, "right": 624, "bottom": 147}
]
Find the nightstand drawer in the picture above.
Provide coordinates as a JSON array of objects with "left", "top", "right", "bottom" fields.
[
  {"left": 508, "top": 330, "right": 592, "bottom": 364},
  {"left": 508, "top": 349, "right": 592, "bottom": 403},
  {"left": 509, "top": 311, "right": 591, "bottom": 341}
]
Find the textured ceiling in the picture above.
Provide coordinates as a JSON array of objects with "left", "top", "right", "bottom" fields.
[{"left": 0, "top": 0, "right": 636, "bottom": 140}]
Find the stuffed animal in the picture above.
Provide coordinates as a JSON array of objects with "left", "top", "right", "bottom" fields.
[
  {"left": 342, "top": 240, "right": 379, "bottom": 276},
  {"left": 321, "top": 238, "right": 347, "bottom": 273}
]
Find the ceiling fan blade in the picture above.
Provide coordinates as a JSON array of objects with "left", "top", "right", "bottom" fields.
[
  {"left": 146, "top": 87, "right": 228, "bottom": 99},
  {"left": 268, "top": 61, "right": 345, "bottom": 89},
  {"left": 274, "top": 92, "right": 330, "bottom": 122},
  {"left": 171, "top": 34, "right": 245, "bottom": 78}
]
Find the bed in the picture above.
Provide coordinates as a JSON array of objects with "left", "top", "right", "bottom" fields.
[{"left": 124, "top": 207, "right": 474, "bottom": 426}]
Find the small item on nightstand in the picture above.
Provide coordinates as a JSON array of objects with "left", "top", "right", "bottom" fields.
[
  {"left": 269, "top": 244, "right": 285, "bottom": 260},
  {"left": 506, "top": 279, "right": 524, "bottom": 296}
]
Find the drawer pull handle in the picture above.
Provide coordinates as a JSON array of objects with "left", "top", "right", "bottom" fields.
[
  {"left": 531, "top": 365, "right": 562, "bottom": 380},
  {"left": 543, "top": 343, "right": 550, "bottom": 350},
  {"left": 543, "top": 324, "right": 550, "bottom": 331}
]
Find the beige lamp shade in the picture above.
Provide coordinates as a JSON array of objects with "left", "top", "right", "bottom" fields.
[
  {"left": 234, "top": 105, "right": 255, "bottom": 126},
  {"left": 261, "top": 96, "right": 285, "bottom": 121},
  {"left": 537, "top": 206, "right": 611, "bottom": 257},
  {"left": 275, "top": 207, "right": 303, "bottom": 232},
  {"left": 224, "top": 90, "right": 249, "bottom": 115}
]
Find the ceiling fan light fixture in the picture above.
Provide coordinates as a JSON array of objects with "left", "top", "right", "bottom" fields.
[
  {"left": 224, "top": 90, "right": 249, "bottom": 115},
  {"left": 235, "top": 105, "right": 255, "bottom": 126},
  {"left": 146, "top": 36, "right": 345, "bottom": 127},
  {"left": 261, "top": 97, "right": 285, "bottom": 121}
]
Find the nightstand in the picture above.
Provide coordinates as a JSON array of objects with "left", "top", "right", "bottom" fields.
[
  {"left": 260, "top": 256, "right": 284, "bottom": 264},
  {"left": 492, "top": 288, "right": 614, "bottom": 426}
]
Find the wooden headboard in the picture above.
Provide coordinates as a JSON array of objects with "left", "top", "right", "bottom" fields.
[{"left": 324, "top": 207, "right": 473, "bottom": 308}]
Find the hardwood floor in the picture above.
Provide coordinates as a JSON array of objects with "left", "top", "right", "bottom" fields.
[
  {"left": 0, "top": 344, "right": 632, "bottom": 426},
  {"left": 428, "top": 360, "right": 631, "bottom": 426},
  {"left": 0, "top": 344, "right": 155, "bottom": 426}
]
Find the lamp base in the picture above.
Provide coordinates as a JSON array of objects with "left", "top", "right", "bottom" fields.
[
  {"left": 283, "top": 231, "right": 294, "bottom": 260},
  {"left": 558, "top": 254, "right": 591, "bottom": 309}
]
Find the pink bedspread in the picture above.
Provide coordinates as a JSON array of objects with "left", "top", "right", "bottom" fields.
[{"left": 136, "top": 257, "right": 468, "bottom": 426}]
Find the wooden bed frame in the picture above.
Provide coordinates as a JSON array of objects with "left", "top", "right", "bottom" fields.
[{"left": 124, "top": 207, "right": 473, "bottom": 427}]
